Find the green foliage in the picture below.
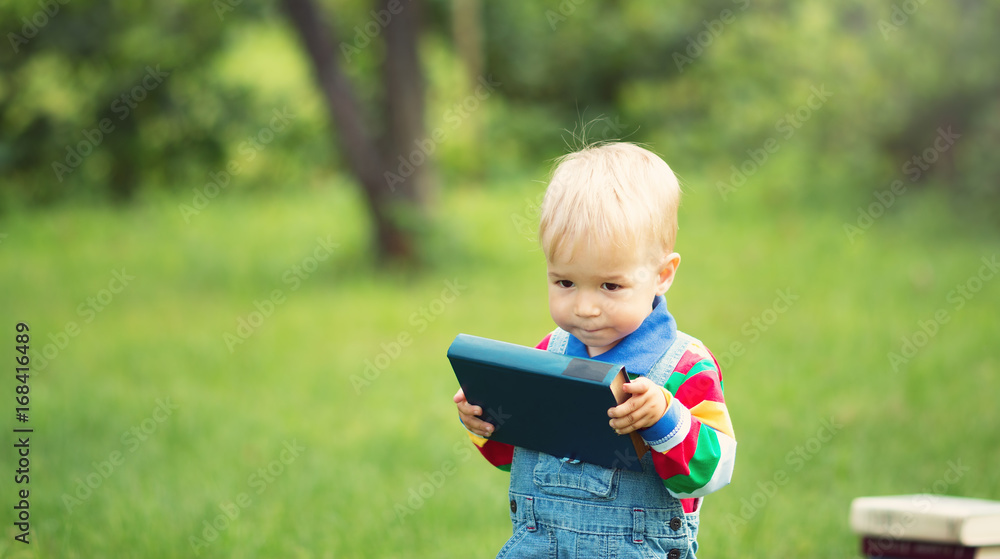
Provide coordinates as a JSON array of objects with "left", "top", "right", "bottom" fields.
[
  {"left": 2, "top": 0, "right": 999, "bottom": 226},
  {"left": 0, "top": 0, "right": 331, "bottom": 209},
  {"left": 478, "top": 0, "right": 1000, "bottom": 221}
]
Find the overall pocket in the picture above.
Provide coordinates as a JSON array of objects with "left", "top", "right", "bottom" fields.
[
  {"left": 532, "top": 453, "right": 618, "bottom": 500},
  {"left": 495, "top": 524, "right": 556, "bottom": 559}
]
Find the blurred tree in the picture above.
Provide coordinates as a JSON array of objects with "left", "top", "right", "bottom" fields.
[
  {"left": 0, "top": 0, "right": 269, "bottom": 206},
  {"left": 870, "top": 0, "right": 1000, "bottom": 220},
  {"left": 450, "top": 0, "right": 484, "bottom": 175},
  {"left": 281, "top": 0, "right": 430, "bottom": 264},
  {"left": 2, "top": 0, "right": 997, "bottom": 239},
  {"left": 473, "top": 1, "right": 750, "bottom": 164}
]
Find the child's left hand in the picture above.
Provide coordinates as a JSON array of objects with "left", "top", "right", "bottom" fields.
[{"left": 607, "top": 377, "right": 669, "bottom": 435}]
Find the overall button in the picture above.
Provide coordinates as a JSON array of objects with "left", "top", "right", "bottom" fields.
[
  {"left": 667, "top": 549, "right": 681, "bottom": 559},
  {"left": 669, "top": 516, "right": 682, "bottom": 531},
  {"left": 510, "top": 499, "right": 517, "bottom": 513}
]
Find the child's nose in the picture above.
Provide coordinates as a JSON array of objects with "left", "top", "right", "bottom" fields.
[{"left": 573, "top": 293, "right": 601, "bottom": 317}]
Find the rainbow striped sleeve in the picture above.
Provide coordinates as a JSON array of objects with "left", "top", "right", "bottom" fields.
[
  {"left": 464, "top": 430, "right": 514, "bottom": 472},
  {"left": 648, "top": 341, "right": 736, "bottom": 501}
]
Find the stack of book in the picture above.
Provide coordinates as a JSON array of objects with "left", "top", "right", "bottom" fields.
[{"left": 850, "top": 494, "right": 1000, "bottom": 559}]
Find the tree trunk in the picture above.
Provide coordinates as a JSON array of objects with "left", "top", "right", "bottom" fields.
[
  {"left": 281, "top": 0, "right": 423, "bottom": 264},
  {"left": 380, "top": 0, "right": 431, "bottom": 207},
  {"left": 451, "top": 0, "right": 483, "bottom": 177}
]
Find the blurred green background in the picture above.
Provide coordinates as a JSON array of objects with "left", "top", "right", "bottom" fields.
[{"left": 1, "top": 0, "right": 999, "bottom": 557}]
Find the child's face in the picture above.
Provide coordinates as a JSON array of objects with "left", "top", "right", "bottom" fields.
[{"left": 546, "top": 241, "right": 679, "bottom": 357}]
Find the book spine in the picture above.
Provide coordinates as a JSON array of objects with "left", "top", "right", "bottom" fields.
[
  {"left": 861, "top": 536, "right": 976, "bottom": 559},
  {"left": 450, "top": 334, "right": 617, "bottom": 385},
  {"left": 450, "top": 334, "right": 573, "bottom": 379}
]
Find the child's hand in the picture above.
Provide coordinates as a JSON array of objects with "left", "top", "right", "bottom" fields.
[
  {"left": 607, "top": 377, "right": 669, "bottom": 435},
  {"left": 453, "top": 388, "right": 495, "bottom": 438}
]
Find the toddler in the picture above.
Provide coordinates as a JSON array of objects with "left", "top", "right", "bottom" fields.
[{"left": 454, "top": 142, "right": 736, "bottom": 558}]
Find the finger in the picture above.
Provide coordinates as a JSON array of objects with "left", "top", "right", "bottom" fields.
[
  {"left": 623, "top": 377, "right": 652, "bottom": 394},
  {"left": 453, "top": 388, "right": 465, "bottom": 403},
  {"left": 627, "top": 387, "right": 659, "bottom": 413},
  {"left": 608, "top": 395, "right": 642, "bottom": 418},
  {"left": 463, "top": 416, "right": 495, "bottom": 437},
  {"left": 610, "top": 400, "right": 658, "bottom": 429},
  {"left": 610, "top": 414, "right": 643, "bottom": 434},
  {"left": 457, "top": 400, "right": 483, "bottom": 417},
  {"left": 609, "top": 411, "right": 638, "bottom": 430},
  {"left": 615, "top": 423, "right": 637, "bottom": 435}
]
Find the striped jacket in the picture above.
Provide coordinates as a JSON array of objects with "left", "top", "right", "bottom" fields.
[{"left": 464, "top": 327, "right": 736, "bottom": 513}]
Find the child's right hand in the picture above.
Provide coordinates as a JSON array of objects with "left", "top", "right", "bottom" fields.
[{"left": 453, "top": 388, "right": 495, "bottom": 438}]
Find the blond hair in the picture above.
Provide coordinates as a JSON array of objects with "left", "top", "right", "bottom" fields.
[{"left": 538, "top": 142, "right": 681, "bottom": 261}]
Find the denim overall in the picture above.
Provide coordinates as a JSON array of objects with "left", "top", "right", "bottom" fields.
[{"left": 498, "top": 328, "right": 700, "bottom": 559}]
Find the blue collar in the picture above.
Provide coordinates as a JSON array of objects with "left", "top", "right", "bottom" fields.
[{"left": 563, "top": 294, "right": 677, "bottom": 376}]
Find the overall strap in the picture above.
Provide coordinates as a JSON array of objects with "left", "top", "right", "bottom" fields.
[
  {"left": 644, "top": 331, "right": 696, "bottom": 387},
  {"left": 546, "top": 328, "right": 571, "bottom": 354},
  {"left": 545, "top": 327, "right": 696, "bottom": 387}
]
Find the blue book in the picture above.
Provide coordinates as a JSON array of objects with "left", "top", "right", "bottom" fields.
[{"left": 447, "top": 333, "right": 647, "bottom": 471}]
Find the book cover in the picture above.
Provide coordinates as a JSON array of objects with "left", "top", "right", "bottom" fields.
[
  {"left": 447, "top": 333, "right": 647, "bottom": 472},
  {"left": 861, "top": 535, "right": 1000, "bottom": 558},
  {"left": 850, "top": 495, "right": 1000, "bottom": 546}
]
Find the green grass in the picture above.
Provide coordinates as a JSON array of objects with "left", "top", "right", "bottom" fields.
[{"left": 0, "top": 178, "right": 998, "bottom": 558}]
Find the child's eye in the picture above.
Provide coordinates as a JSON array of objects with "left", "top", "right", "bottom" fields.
[
  {"left": 556, "top": 280, "right": 574, "bottom": 288},
  {"left": 602, "top": 283, "right": 622, "bottom": 291}
]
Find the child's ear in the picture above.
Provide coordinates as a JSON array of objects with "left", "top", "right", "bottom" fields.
[{"left": 657, "top": 252, "right": 681, "bottom": 294}]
